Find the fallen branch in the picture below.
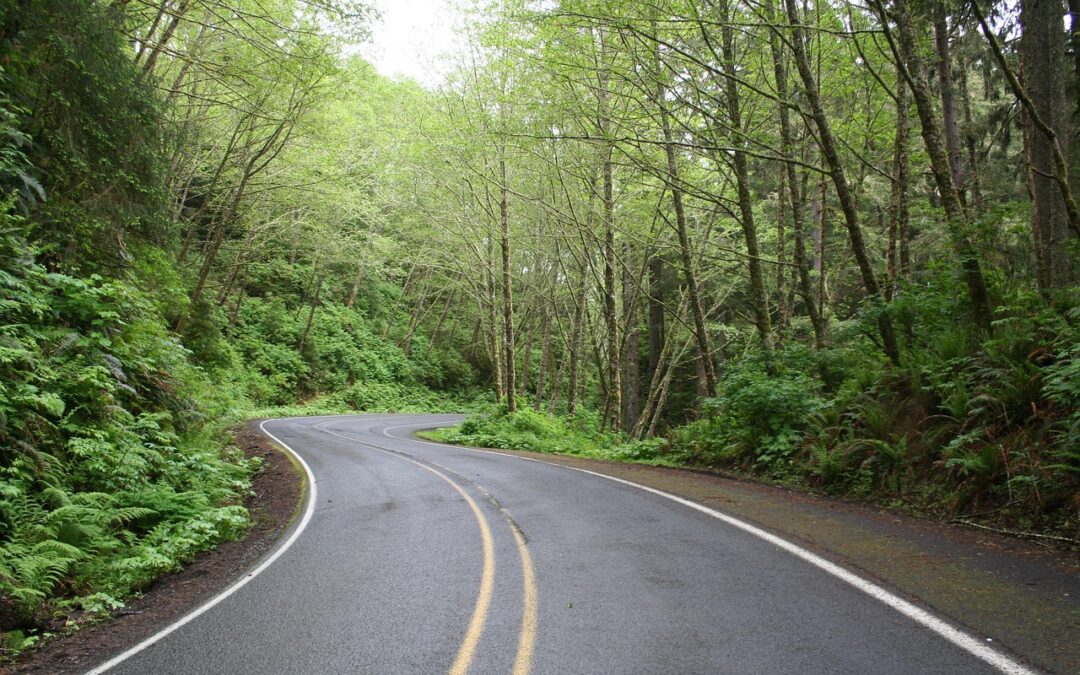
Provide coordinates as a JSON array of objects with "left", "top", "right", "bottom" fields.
[{"left": 953, "top": 519, "right": 1078, "bottom": 545}]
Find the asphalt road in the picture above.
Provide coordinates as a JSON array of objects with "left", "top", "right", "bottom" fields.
[{"left": 94, "top": 414, "right": 1034, "bottom": 674}]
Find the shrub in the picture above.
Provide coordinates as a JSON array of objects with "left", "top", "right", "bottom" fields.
[{"left": 428, "top": 406, "right": 609, "bottom": 456}]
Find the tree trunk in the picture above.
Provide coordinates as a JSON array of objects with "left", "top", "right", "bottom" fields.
[
  {"left": 535, "top": 303, "right": 553, "bottom": 412},
  {"left": 1021, "top": 0, "right": 1074, "bottom": 291},
  {"left": 139, "top": 0, "right": 191, "bottom": 79},
  {"left": 1071, "top": 0, "right": 1080, "bottom": 140},
  {"left": 972, "top": 0, "right": 1080, "bottom": 241},
  {"left": 298, "top": 270, "right": 324, "bottom": 353},
  {"left": 216, "top": 226, "right": 256, "bottom": 305},
  {"left": 345, "top": 259, "right": 366, "bottom": 308},
  {"left": 886, "top": 206, "right": 897, "bottom": 302},
  {"left": 957, "top": 52, "right": 984, "bottom": 209},
  {"left": 776, "top": 170, "right": 790, "bottom": 337},
  {"left": 228, "top": 278, "right": 245, "bottom": 328},
  {"left": 602, "top": 158, "right": 620, "bottom": 431},
  {"left": 934, "top": 8, "right": 967, "bottom": 198},
  {"left": 632, "top": 295, "right": 686, "bottom": 440},
  {"left": 431, "top": 290, "right": 455, "bottom": 347},
  {"left": 519, "top": 308, "right": 534, "bottom": 396},
  {"left": 647, "top": 252, "right": 665, "bottom": 379},
  {"left": 786, "top": 0, "right": 899, "bottom": 364},
  {"left": 500, "top": 155, "right": 517, "bottom": 413},
  {"left": 893, "top": 64, "right": 913, "bottom": 277},
  {"left": 767, "top": 8, "right": 825, "bottom": 347},
  {"left": 654, "top": 39, "right": 717, "bottom": 395},
  {"left": 599, "top": 34, "right": 621, "bottom": 432},
  {"left": 719, "top": 4, "right": 774, "bottom": 351},
  {"left": 565, "top": 262, "right": 588, "bottom": 417},
  {"left": 646, "top": 332, "right": 691, "bottom": 439},
  {"left": 383, "top": 264, "right": 417, "bottom": 338},
  {"left": 816, "top": 180, "right": 828, "bottom": 324},
  {"left": 622, "top": 242, "right": 641, "bottom": 432},
  {"left": 486, "top": 235, "right": 504, "bottom": 402}
]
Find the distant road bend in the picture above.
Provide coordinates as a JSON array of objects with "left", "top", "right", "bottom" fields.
[{"left": 90, "top": 414, "right": 1038, "bottom": 675}]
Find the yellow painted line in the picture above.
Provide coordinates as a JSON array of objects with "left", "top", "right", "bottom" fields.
[
  {"left": 509, "top": 522, "right": 537, "bottom": 675},
  {"left": 312, "top": 423, "right": 495, "bottom": 675},
  {"left": 381, "top": 421, "right": 540, "bottom": 674},
  {"left": 446, "top": 481, "right": 495, "bottom": 675}
]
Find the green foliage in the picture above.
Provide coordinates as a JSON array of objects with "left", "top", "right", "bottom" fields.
[
  {"left": 0, "top": 0, "right": 477, "bottom": 657},
  {"left": 1043, "top": 304, "right": 1080, "bottom": 452},
  {"left": 1, "top": 0, "right": 169, "bottom": 266},
  {"left": 670, "top": 349, "right": 829, "bottom": 470},
  {"left": 0, "top": 216, "right": 256, "bottom": 634},
  {"left": 3, "top": 0, "right": 1078, "bottom": 657},
  {"left": 329, "top": 380, "right": 472, "bottom": 413},
  {"left": 428, "top": 405, "right": 615, "bottom": 456},
  {"left": 433, "top": 278, "right": 1078, "bottom": 538},
  {"left": 429, "top": 406, "right": 686, "bottom": 466},
  {"left": 224, "top": 297, "right": 475, "bottom": 408}
]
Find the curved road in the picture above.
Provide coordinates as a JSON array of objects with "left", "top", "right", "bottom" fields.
[{"left": 92, "top": 414, "right": 1032, "bottom": 674}]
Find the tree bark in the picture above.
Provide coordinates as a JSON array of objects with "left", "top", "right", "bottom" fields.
[
  {"left": 776, "top": 170, "right": 790, "bottom": 338},
  {"left": 934, "top": 8, "right": 967, "bottom": 197},
  {"left": 647, "top": 252, "right": 665, "bottom": 379},
  {"left": 1021, "top": 0, "right": 1074, "bottom": 291},
  {"left": 957, "top": 52, "right": 984, "bottom": 209},
  {"left": 632, "top": 294, "right": 688, "bottom": 440},
  {"left": 621, "top": 241, "right": 641, "bottom": 432},
  {"left": 535, "top": 302, "right": 553, "bottom": 412},
  {"left": 486, "top": 234, "right": 504, "bottom": 402},
  {"left": 1071, "top": 0, "right": 1080, "bottom": 137},
  {"left": 599, "top": 30, "right": 621, "bottom": 432},
  {"left": 893, "top": 64, "right": 912, "bottom": 277},
  {"left": 971, "top": 0, "right": 1080, "bottom": 241},
  {"left": 431, "top": 290, "right": 455, "bottom": 347},
  {"left": 565, "top": 259, "right": 588, "bottom": 417},
  {"left": 653, "top": 37, "right": 718, "bottom": 395},
  {"left": 816, "top": 180, "right": 828, "bottom": 324},
  {"left": 499, "top": 155, "right": 517, "bottom": 413},
  {"left": 298, "top": 268, "right": 324, "bottom": 353},
  {"left": 345, "top": 259, "right": 366, "bottom": 308}
]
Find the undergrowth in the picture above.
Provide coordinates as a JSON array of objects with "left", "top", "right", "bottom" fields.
[
  {"left": 0, "top": 220, "right": 256, "bottom": 653},
  {"left": 432, "top": 283, "right": 1080, "bottom": 543}
]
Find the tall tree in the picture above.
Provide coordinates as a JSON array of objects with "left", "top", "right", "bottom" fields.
[{"left": 784, "top": 0, "right": 902, "bottom": 364}]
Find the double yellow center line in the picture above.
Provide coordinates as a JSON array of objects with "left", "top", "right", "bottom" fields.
[
  {"left": 443, "top": 473, "right": 494, "bottom": 675},
  {"left": 314, "top": 422, "right": 538, "bottom": 675}
]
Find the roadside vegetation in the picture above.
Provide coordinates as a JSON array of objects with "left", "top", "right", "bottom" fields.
[
  {"left": 2, "top": 0, "right": 1079, "bottom": 660},
  {"left": 432, "top": 293, "right": 1080, "bottom": 538}
]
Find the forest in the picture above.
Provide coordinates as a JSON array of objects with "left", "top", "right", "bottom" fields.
[{"left": 0, "top": 0, "right": 1077, "bottom": 654}]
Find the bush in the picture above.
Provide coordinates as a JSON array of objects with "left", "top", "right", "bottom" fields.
[
  {"left": 676, "top": 351, "right": 826, "bottom": 470},
  {"left": 427, "top": 406, "right": 613, "bottom": 456}
]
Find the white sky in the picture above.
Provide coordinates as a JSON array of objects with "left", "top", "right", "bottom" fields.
[{"left": 359, "top": 0, "right": 465, "bottom": 87}]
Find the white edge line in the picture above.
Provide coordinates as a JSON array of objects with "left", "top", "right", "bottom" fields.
[
  {"left": 85, "top": 418, "right": 318, "bottom": 675},
  {"left": 383, "top": 422, "right": 1037, "bottom": 675}
]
